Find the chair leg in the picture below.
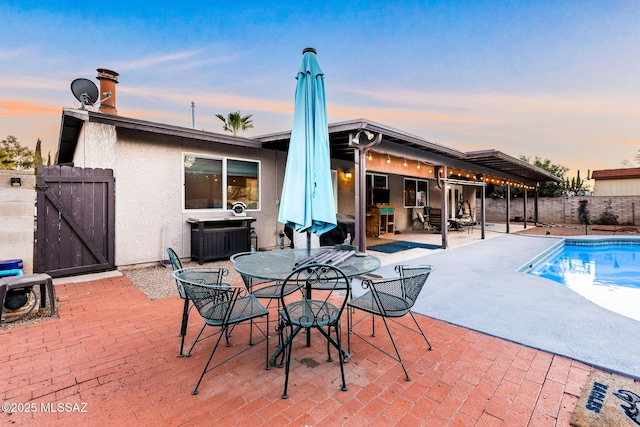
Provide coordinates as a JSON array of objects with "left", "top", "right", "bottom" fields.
[
  {"left": 185, "top": 323, "right": 207, "bottom": 357},
  {"left": 282, "top": 325, "right": 301, "bottom": 399},
  {"left": 379, "top": 317, "right": 412, "bottom": 381},
  {"left": 192, "top": 327, "right": 227, "bottom": 395},
  {"left": 178, "top": 299, "right": 190, "bottom": 357},
  {"left": 335, "top": 323, "right": 347, "bottom": 392},
  {"left": 409, "top": 312, "right": 432, "bottom": 350}
]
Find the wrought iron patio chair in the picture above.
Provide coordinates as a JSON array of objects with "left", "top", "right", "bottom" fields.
[
  {"left": 172, "top": 267, "right": 269, "bottom": 395},
  {"left": 277, "top": 263, "right": 351, "bottom": 399},
  {"left": 230, "top": 251, "right": 301, "bottom": 365},
  {"left": 348, "top": 267, "right": 434, "bottom": 381},
  {"left": 394, "top": 264, "right": 435, "bottom": 278},
  {"left": 167, "top": 247, "right": 228, "bottom": 357}
]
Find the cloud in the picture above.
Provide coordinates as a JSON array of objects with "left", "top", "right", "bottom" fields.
[
  {"left": 0, "top": 76, "right": 68, "bottom": 92},
  {"left": 346, "top": 87, "right": 640, "bottom": 120},
  {"left": 0, "top": 99, "right": 60, "bottom": 117},
  {"left": 112, "top": 49, "right": 242, "bottom": 71}
]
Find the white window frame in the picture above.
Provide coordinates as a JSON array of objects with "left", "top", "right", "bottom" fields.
[
  {"left": 182, "top": 152, "right": 261, "bottom": 212},
  {"left": 403, "top": 178, "right": 429, "bottom": 208}
]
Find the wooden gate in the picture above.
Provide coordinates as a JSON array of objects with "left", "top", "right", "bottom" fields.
[{"left": 36, "top": 165, "right": 115, "bottom": 278}]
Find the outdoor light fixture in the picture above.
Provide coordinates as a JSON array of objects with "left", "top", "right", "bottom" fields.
[
  {"left": 417, "top": 161, "right": 421, "bottom": 169},
  {"left": 368, "top": 152, "right": 372, "bottom": 161},
  {"left": 351, "top": 129, "right": 375, "bottom": 145},
  {"left": 344, "top": 169, "right": 352, "bottom": 179},
  {"left": 403, "top": 158, "right": 407, "bottom": 167},
  {"left": 386, "top": 154, "right": 391, "bottom": 164}
]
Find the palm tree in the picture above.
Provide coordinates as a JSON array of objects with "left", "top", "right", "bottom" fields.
[{"left": 215, "top": 111, "right": 254, "bottom": 136}]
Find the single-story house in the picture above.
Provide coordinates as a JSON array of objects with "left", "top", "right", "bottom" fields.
[
  {"left": 53, "top": 68, "right": 559, "bottom": 271},
  {"left": 592, "top": 167, "right": 640, "bottom": 196}
]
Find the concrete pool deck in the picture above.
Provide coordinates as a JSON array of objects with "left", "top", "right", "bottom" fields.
[{"left": 365, "top": 231, "right": 640, "bottom": 381}]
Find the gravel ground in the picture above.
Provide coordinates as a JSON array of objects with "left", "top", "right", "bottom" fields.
[{"left": 121, "top": 259, "right": 243, "bottom": 300}]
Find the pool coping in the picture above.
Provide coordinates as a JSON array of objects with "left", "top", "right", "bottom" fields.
[{"left": 517, "top": 235, "right": 640, "bottom": 273}]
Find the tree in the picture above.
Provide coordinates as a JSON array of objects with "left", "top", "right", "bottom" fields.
[
  {"left": 564, "top": 169, "right": 590, "bottom": 196},
  {"left": 621, "top": 149, "right": 640, "bottom": 167},
  {"left": 0, "top": 135, "right": 34, "bottom": 170},
  {"left": 215, "top": 111, "right": 254, "bottom": 136},
  {"left": 34, "top": 138, "right": 43, "bottom": 170},
  {"left": 520, "top": 156, "right": 568, "bottom": 197}
]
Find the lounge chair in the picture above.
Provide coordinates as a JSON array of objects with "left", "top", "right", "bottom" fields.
[{"left": 427, "top": 208, "right": 443, "bottom": 232}]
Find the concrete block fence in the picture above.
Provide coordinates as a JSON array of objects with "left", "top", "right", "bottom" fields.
[{"left": 485, "top": 195, "right": 640, "bottom": 225}]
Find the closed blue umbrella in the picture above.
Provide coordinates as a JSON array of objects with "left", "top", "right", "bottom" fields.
[{"left": 278, "top": 48, "right": 336, "bottom": 252}]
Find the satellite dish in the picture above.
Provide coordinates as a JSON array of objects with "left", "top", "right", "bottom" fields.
[{"left": 70, "top": 78, "right": 99, "bottom": 108}]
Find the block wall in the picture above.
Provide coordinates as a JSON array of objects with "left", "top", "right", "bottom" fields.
[
  {"left": 485, "top": 195, "right": 640, "bottom": 225},
  {"left": 0, "top": 170, "right": 35, "bottom": 274}
]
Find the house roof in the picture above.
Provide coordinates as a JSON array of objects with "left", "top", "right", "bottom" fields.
[
  {"left": 58, "top": 112, "right": 560, "bottom": 185},
  {"left": 256, "top": 118, "right": 561, "bottom": 185},
  {"left": 57, "top": 109, "right": 261, "bottom": 164},
  {"left": 591, "top": 167, "right": 640, "bottom": 180}
]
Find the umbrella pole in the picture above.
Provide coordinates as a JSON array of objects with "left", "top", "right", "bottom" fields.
[{"left": 306, "top": 231, "right": 311, "bottom": 257}]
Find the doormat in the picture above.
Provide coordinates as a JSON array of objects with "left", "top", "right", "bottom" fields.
[
  {"left": 368, "top": 241, "right": 440, "bottom": 254},
  {"left": 570, "top": 370, "right": 640, "bottom": 427}
]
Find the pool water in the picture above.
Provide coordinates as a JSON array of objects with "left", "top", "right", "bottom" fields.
[{"left": 528, "top": 241, "right": 640, "bottom": 321}]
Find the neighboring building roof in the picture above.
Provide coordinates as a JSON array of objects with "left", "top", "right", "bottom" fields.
[{"left": 591, "top": 167, "right": 640, "bottom": 180}]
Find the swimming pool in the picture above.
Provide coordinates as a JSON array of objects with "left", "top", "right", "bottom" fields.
[{"left": 526, "top": 237, "right": 640, "bottom": 322}]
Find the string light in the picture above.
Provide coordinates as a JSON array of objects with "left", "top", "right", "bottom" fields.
[
  {"left": 417, "top": 161, "right": 421, "bottom": 169},
  {"left": 386, "top": 154, "right": 391, "bottom": 164},
  {"left": 403, "top": 158, "right": 407, "bottom": 167},
  {"left": 368, "top": 152, "right": 372, "bottom": 161}
]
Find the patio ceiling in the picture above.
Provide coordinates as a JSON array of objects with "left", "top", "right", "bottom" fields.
[{"left": 256, "top": 118, "right": 561, "bottom": 185}]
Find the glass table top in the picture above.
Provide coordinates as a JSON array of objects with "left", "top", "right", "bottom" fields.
[{"left": 232, "top": 248, "right": 381, "bottom": 281}]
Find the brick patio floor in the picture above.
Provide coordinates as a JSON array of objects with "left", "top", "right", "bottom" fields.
[{"left": 0, "top": 275, "right": 603, "bottom": 426}]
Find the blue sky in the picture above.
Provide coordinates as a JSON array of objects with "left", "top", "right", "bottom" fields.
[{"left": 1, "top": 1, "right": 639, "bottom": 174}]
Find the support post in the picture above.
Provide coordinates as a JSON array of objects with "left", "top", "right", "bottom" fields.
[
  {"left": 441, "top": 166, "right": 448, "bottom": 249},
  {"left": 506, "top": 183, "right": 511, "bottom": 234},
  {"left": 480, "top": 185, "right": 486, "bottom": 239},
  {"left": 523, "top": 188, "right": 528, "bottom": 229}
]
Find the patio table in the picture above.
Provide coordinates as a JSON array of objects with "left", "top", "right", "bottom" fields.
[
  {"left": 232, "top": 248, "right": 380, "bottom": 282},
  {"left": 232, "top": 248, "right": 381, "bottom": 365}
]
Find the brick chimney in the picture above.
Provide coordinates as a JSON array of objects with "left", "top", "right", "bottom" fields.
[{"left": 96, "top": 68, "right": 119, "bottom": 114}]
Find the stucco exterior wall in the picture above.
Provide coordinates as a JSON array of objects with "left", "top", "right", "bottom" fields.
[
  {"left": 69, "top": 123, "right": 288, "bottom": 266},
  {"left": 594, "top": 178, "right": 640, "bottom": 196},
  {"left": 111, "top": 129, "right": 285, "bottom": 265},
  {"left": 72, "top": 121, "right": 117, "bottom": 169},
  {"left": 0, "top": 170, "right": 35, "bottom": 274}
]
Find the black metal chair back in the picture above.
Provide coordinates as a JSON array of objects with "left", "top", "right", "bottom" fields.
[
  {"left": 277, "top": 263, "right": 351, "bottom": 399},
  {"left": 348, "top": 267, "right": 434, "bottom": 381},
  {"left": 167, "top": 248, "right": 228, "bottom": 358},
  {"left": 172, "top": 267, "right": 269, "bottom": 395}
]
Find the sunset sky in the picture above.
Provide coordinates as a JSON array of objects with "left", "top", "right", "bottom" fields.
[{"left": 1, "top": 1, "right": 638, "bottom": 175}]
